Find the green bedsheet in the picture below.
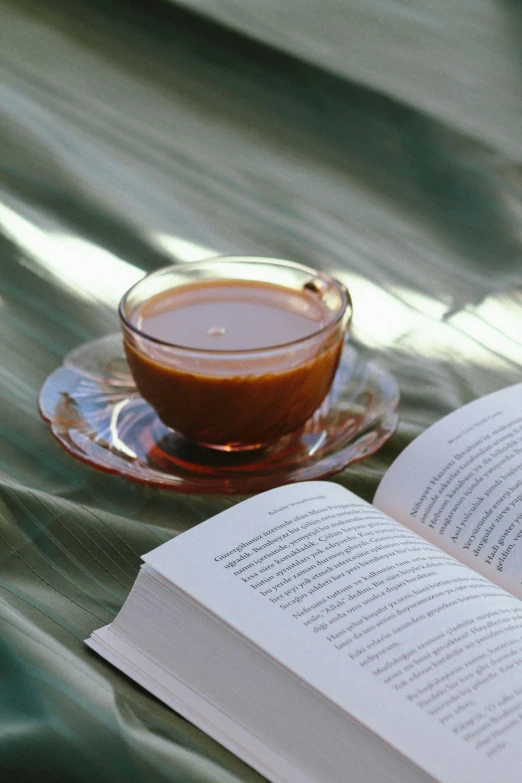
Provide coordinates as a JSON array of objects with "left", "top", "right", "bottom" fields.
[{"left": 1, "top": 0, "right": 521, "bottom": 780}]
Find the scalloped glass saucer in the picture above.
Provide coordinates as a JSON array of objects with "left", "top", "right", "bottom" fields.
[{"left": 38, "top": 334, "right": 399, "bottom": 494}]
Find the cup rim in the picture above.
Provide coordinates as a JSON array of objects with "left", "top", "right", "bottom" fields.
[{"left": 119, "top": 256, "right": 352, "bottom": 355}]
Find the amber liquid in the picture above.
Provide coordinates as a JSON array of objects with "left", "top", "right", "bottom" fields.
[
  {"left": 124, "top": 280, "right": 344, "bottom": 447},
  {"left": 135, "top": 280, "right": 330, "bottom": 350}
]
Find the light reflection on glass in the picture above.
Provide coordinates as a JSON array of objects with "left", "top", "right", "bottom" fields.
[{"left": 109, "top": 398, "right": 138, "bottom": 459}]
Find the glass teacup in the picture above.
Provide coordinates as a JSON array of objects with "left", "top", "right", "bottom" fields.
[{"left": 119, "top": 257, "right": 351, "bottom": 450}]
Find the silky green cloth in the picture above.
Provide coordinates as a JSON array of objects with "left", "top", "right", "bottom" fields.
[{"left": 0, "top": 0, "right": 521, "bottom": 781}]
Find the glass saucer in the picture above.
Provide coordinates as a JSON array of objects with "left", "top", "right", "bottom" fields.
[{"left": 38, "top": 334, "right": 399, "bottom": 494}]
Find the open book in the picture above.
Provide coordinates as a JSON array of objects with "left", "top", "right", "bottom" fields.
[{"left": 87, "top": 384, "right": 522, "bottom": 783}]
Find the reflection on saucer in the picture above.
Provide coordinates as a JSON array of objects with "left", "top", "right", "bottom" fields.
[{"left": 38, "top": 334, "right": 399, "bottom": 494}]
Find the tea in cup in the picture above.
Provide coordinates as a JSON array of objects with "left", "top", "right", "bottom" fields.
[{"left": 119, "top": 257, "right": 351, "bottom": 450}]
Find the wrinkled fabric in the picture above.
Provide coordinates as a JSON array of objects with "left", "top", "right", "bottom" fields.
[{"left": 0, "top": 0, "right": 521, "bottom": 781}]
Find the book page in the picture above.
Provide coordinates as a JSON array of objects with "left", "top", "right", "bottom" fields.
[
  {"left": 374, "top": 384, "right": 522, "bottom": 599},
  {"left": 144, "top": 480, "right": 522, "bottom": 783}
]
